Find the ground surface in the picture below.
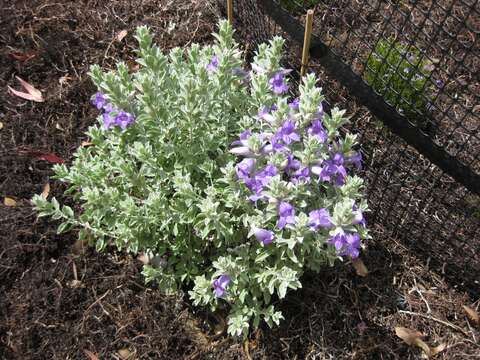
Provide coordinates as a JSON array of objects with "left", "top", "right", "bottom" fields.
[{"left": 0, "top": 1, "right": 479, "bottom": 359}]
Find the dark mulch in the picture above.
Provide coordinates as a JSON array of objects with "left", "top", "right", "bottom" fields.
[{"left": 1, "top": 1, "right": 479, "bottom": 359}]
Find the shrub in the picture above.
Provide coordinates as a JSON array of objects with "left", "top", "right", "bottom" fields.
[
  {"left": 365, "top": 38, "right": 434, "bottom": 128},
  {"left": 33, "top": 20, "right": 369, "bottom": 337}
]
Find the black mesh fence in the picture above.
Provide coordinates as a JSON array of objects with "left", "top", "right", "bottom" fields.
[{"left": 219, "top": 0, "right": 480, "bottom": 294}]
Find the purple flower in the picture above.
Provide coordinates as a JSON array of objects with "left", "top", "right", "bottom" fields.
[
  {"left": 244, "top": 164, "right": 277, "bottom": 202},
  {"left": 236, "top": 158, "right": 256, "bottom": 181},
  {"left": 103, "top": 113, "right": 115, "bottom": 129},
  {"left": 329, "top": 229, "right": 347, "bottom": 251},
  {"left": 312, "top": 153, "right": 347, "bottom": 186},
  {"left": 230, "top": 146, "right": 255, "bottom": 157},
  {"left": 284, "top": 154, "right": 301, "bottom": 172},
  {"left": 316, "top": 102, "right": 324, "bottom": 119},
  {"left": 256, "top": 164, "right": 278, "bottom": 185},
  {"left": 269, "top": 72, "right": 289, "bottom": 95},
  {"left": 92, "top": 92, "right": 107, "bottom": 109},
  {"left": 328, "top": 229, "right": 361, "bottom": 258},
  {"left": 262, "top": 134, "right": 289, "bottom": 154},
  {"left": 244, "top": 178, "right": 263, "bottom": 201},
  {"left": 308, "top": 209, "right": 333, "bottom": 230},
  {"left": 258, "top": 105, "right": 278, "bottom": 123},
  {"left": 104, "top": 103, "right": 115, "bottom": 113},
  {"left": 288, "top": 97, "right": 300, "bottom": 110},
  {"left": 231, "top": 130, "right": 259, "bottom": 157},
  {"left": 258, "top": 109, "right": 273, "bottom": 123},
  {"left": 232, "top": 129, "right": 251, "bottom": 146},
  {"left": 291, "top": 167, "right": 310, "bottom": 184},
  {"left": 346, "top": 152, "right": 362, "bottom": 170},
  {"left": 207, "top": 55, "right": 219, "bottom": 72},
  {"left": 258, "top": 106, "right": 270, "bottom": 119},
  {"left": 213, "top": 274, "right": 230, "bottom": 298},
  {"left": 331, "top": 153, "right": 344, "bottom": 165},
  {"left": 114, "top": 111, "right": 135, "bottom": 129},
  {"left": 343, "top": 233, "right": 361, "bottom": 258},
  {"left": 352, "top": 205, "right": 366, "bottom": 227},
  {"left": 307, "top": 120, "right": 327, "bottom": 143},
  {"left": 254, "top": 228, "right": 274, "bottom": 245},
  {"left": 277, "top": 201, "right": 295, "bottom": 229},
  {"left": 277, "top": 120, "right": 300, "bottom": 145}
]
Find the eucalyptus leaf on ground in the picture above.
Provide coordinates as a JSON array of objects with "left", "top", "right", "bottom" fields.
[
  {"left": 8, "top": 76, "right": 44, "bottom": 102},
  {"left": 395, "top": 327, "right": 446, "bottom": 358}
]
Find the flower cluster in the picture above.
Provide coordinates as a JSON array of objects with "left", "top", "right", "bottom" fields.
[
  {"left": 229, "top": 71, "right": 366, "bottom": 264},
  {"left": 91, "top": 92, "right": 135, "bottom": 130},
  {"left": 213, "top": 274, "right": 231, "bottom": 297},
  {"left": 207, "top": 55, "right": 219, "bottom": 72}
]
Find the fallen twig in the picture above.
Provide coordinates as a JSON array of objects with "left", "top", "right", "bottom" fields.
[{"left": 399, "top": 310, "right": 470, "bottom": 337}]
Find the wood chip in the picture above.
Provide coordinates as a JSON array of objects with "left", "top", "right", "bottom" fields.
[
  {"left": 72, "top": 238, "right": 88, "bottom": 255},
  {"left": 41, "top": 182, "right": 50, "bottom": 199},
  {"left": 463, "top": 305, "right": 479, "bottom": 326},
  {"left": 4, "top": 197, "right": 17, "bottom": 206},
  {"left": 352, "top": 258, "right": 368, "bottom": 277},
  {"left": 116, "top": 29, "right": 128, "bottom": 42},
  {"left": 81, "top": 141, "right": 94, "bottom": 147},
  {"left": 83, "top": 349, "right": 99, "bottom": 360},
  {"left": 118, "top": 348, "right": 134, "bottom": 359}
]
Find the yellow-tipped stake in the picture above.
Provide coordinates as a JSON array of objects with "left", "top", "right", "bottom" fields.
[
  {"left": 227, "top": 0, "right": 233, "bottom": 25},
  {"left": 300, "top": 9, "right": 314, "bottom": 77}
]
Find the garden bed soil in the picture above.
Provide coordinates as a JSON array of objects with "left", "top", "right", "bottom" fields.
[{"left": 1, "top": 1, "right": 479, "bottom": 359}]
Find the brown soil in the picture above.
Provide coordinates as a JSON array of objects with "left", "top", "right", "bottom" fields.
[{"left": 1, "top": 1, "right": 479, "bottom": 359}]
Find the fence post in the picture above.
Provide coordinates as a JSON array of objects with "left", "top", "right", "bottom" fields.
[
  {"left": 227, "top": 0, "right": 233, "bottom": 25},
  {"left": 300, "top": 9, "right": 314, "bottom": 77}
]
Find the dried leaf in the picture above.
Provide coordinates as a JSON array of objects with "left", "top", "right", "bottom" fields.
[
  {"left": 83, "top": 349, "right": 99, "bottom": 360},
  {"left": 395, "top": 327, "right": 431, "bottom": 357},
  {"left": 59, "top": 75, "right": 74, "bottom": 85},
  {"left": 430, "top": 343, "right": 447, "bottom": 356},
  {"left": 9, "top": 51, "right": 38, "bottom": 63},
  {"left": 72, "top": 238, "right": 88, "bottom": 255},
  {"left": 81, "top": 141, "right": 94, "bottom": 147},
  {"left": 127, "top": 60, "right": 140, "bottom": 73},
  {"left": 19, "top": 150, "right": 64, "bottom": 163},
  {"left": 35, "top": 153, "right": 65, "bottom": 164},
  {"left": 116, "top": 29, "right": 128, "bottom": 42},
  {"left": 137, "top": 252, "right": 150, "bottom": 265},
  {"left": 8, "top": 86, "right": 40, "bottom": 102},
  {"left": 8, "top": 76, "right": 44, "bottom": 102},
  {"left": 4, "top": 197, "right": 17, "bottom": 206},
  {"left": 463, "top": 305, "right": 479, "bottom": 326},
  {"left": 352, "top": 258, "right": 368, "bottom": 277},
  {"left": 41, "top": 183, "right": 50, "bottom": 199},
  {"left": 395, "top": 326, "right": 424, "bottom": 346},
  {"left": 117, "top": 348, "right": 133, "bottom": 359}
]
